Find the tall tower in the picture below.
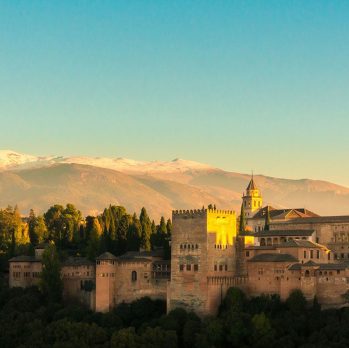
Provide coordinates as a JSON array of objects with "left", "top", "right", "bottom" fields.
[
  {"left": 242, "top": 175, "right": 263, "bottom": 218},
  {"left": 168, "top": 208, "right": 237, "bottom": 316}
]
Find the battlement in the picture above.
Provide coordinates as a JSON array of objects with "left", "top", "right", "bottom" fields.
[
  {"left": 172, "top": 208, "right": 235, "bottom": 219},
  {"left": 208, "top": 209, "right": 235, "bottom": 215},
  {"left": 172, "top": 208, "right": 206, "bottom": 219}
]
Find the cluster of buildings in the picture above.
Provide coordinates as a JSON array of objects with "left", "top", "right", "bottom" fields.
[{"left": 9, "top": 177, "right": 349, "bottom": 316}]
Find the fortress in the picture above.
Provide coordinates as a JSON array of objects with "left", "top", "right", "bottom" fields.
[{"left": 9, "top": 177, "right": 349, "bottom": 316}]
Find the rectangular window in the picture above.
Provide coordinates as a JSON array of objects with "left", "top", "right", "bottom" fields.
[
  {"left": 225, "top": 265, "right": 228, "bottom": 271},
  {"left": 179, "top": 264, "right": 184, "bottom": 271},
  {"left": 219, "top": 265, "right": 223, "bottom": 271},
  {"left": 194, "top": 264, "right": 199, "bottom": 271},
  {"left": 310, "top": 250, "right": 313, "bottom": 259},
  {"left": 186, "top": 264, "right": 191, "bottom": 271},
  {"left": 246, "top": 251, "right": 250, "bottom": 257},
  {"left": 214, "top": 265, "right": 217, "bottom": 271},
  {"left": 317, "top": 250, "right": 320, "bottom": 259},
  {"left": 304, "top": 250, "right": 307, "bottom": 259}
]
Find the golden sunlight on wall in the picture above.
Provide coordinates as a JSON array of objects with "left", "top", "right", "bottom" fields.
[{"left": 207, "top": 210, "right": 236, "bottom": 245}]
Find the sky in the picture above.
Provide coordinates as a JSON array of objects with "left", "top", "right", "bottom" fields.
[{"left": 1, "top": 1, "right": 349, "bottom": 186}]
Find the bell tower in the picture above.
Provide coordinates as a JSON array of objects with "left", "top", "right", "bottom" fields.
[{"left": 242, "top": 175, "right": 262, "bottom": 218}]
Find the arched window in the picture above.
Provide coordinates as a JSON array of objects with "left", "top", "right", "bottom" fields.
[{"left": 131, "top": 271, "right": 137, "bottom": 282}]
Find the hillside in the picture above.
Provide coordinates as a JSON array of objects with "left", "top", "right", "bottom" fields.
[{"left": 0, "top": 151, "right": 349, "bottom": 219}]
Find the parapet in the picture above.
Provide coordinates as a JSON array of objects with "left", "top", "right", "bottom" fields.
[
  {"left": 172, "top": 208, "right": 235, "bottom": 219},
  {"left": 172, "top": 208, "right": 206, "bottom": 219},
  {"left": 207, "top": 209, "right": 235, "bottom": 215}
]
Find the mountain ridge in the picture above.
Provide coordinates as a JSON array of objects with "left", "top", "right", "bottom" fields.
[{"left": 1, "top": 150, "right": 349, "bottom": 219}]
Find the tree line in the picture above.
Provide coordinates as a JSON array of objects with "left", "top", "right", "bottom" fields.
[
  {"left": 0, "top": 204, "right": 172, "bottom": 266},
  {"left": 1, "top": 281, "right": 349, "bottom": 348}
]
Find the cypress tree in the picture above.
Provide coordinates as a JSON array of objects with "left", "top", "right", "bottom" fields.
[
  {"left": 40, "top": 243, "right": 63, "bottom": 302},
  {"left": 264, "top": 206, "right": 271, "bottom": 231},
  {"left": 166, "top": 219, "right": 172, "bottom": 234},
  {"left": 140, "top": 207, "right": 152, "bottom": 251},
  {"left": 239, "top": 204, "right": 246, "bottom": 233},
  {"left": 127, "top": 213, "right": 142, "bottom": 251}
]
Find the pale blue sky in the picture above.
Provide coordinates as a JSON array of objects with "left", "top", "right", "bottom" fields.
[{"left": 1, "top": 1, "right": 349, "bottom": 186}]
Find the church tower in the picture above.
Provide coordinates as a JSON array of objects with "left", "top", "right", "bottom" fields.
[{"left": 242, "top": 175, "right": 263, "bottom": 218}]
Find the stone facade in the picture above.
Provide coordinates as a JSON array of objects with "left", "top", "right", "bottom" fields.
[
  {"left": 167, "top": 208, "right": 245, "bottom": 316},
  {"left": 95, "top": 250, "right": 169, "bottom": 312},
  {"left": 8, "top": 177, "right": 349, "bottom": 316}
]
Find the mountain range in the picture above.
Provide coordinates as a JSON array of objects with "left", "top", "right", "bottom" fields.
[{"left": 1, "top": 150, "right": 348, "bottom": 220}]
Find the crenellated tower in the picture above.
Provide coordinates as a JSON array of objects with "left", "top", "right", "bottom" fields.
[{"left": 242, "top": 175, "right": 263, "bottom": 218}]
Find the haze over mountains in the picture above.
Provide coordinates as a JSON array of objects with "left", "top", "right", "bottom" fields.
[{"left": 1, "top": 150, "right": 348, "bottom": 219}]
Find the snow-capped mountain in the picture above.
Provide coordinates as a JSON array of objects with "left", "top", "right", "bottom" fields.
[
  {"left": 0, "top": 150, "right": 215, "bottom": 173},
  {"left": 1, "top": 149, "right": 349, "bottom": 219}
]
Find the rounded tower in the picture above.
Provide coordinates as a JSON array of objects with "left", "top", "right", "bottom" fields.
[{"left": 242, "top": 175, "right": 262, "bottom": 218}]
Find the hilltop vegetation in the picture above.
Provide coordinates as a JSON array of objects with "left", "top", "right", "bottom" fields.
[{"left": 0, "top": 203, "right": 171, "bottom": 269}]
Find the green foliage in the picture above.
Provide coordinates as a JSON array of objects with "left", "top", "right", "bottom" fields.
[
  {"left": 286, "top": 289, "right": 307, "bottom": 315},
  {"left": 40, "top": 243, "right": 63, "bottom": 302},
  {"left": 111, "top": 327, "right": 138, "bottom": 348},
  {"left": 264, "top": 206, "right": 271, "bottom": 231},
  {"left": 86, "top": 217, "right": 102, "bottom": 260},
  {"left": 251, "top": 312, "right": 274, "bottom": 347},
  {"left": 28, "top": 209, "right": 48, "bottom": 245},
  {"left": 44, "top": 204, "right": 82, "bottom": 247},
  {"left": 221, "top": 287, "right": 247, "bottom": 314},
  {"left": 239, "top": 203, "right": 246, "bottom": 233},
  {"left": 3, "top": 286, "right": 349, "bottom": 348},
  {"left": 0, "top": 205, "right": 27, "bottom": 256},
  {"left": 140, "top": 207, "right": 152, "bottom": 251}
]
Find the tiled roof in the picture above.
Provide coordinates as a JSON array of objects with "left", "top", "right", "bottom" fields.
[
  {"left": 245, "top": 245, "right": 277, "bottom": 250},
  {"left": 278, "top": 240, "right": 326, "bottom": 249},
  {"left": 63, "top": 257, "right": 94, "bottom": 267},
  {"left": 117, "top": 249, "right": 165, "bottom": 263},
  {"left": 8, "top": 255, "right": 40, "bottom": 262},
  {"left": 277, "top": 215, "right": 349, "bottom": 225},
  {"left": 251, "top": 206, "right": 319, "bottom": 220},
  {"left": 96, "top": 252, "right": 117, "bottom": 260},
  {"left": 248, "top": 253, "right": 298, "bottom": 262},
  {"left": 288, "top": 262, "right": 348, "bottom": 271},
  {"left": 254, "top": 230, "right": 314, "bottom": 237}
]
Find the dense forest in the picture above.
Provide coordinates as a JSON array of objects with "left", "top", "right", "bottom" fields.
[
  {"left": 0, "top": 204, "right": 171, "bottom": 271},
  {"left": 1, "top": 280, "right": 349, "bottom": 348}
]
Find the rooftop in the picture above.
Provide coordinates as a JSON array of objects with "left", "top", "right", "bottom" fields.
[
  {"left": 251, "top": 206, "right": 319, "bottom": 220},
  {"left": 254, "top": 229, "right": 314, "bottom": 237},
  {"left": 276, "top": 215, "right": 349, "bottom": 225},
  {"left": 9, "top": 255, "right": 41, "bottom": 262},
  {"left": 289, "top": 262, "right": 348, "bottom": 271},
  {"left": 96, "top": 252, "right": 117, "bottom": 260},
  {"left": 248, "top": 253, "right": 298, "bottom": 263},
  {"left": 246, "top": 177, "right": 258, "bottom": 191},
  {"left": 63, "top": 257, "right": 94, "bottom": 267},
  {"left": 278, "top": 240, "right": 327, "bottom": 249}
]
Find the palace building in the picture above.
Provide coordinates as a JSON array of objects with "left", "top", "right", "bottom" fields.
[{"left": 8, "top": 177, "right": 349, "bottom": 316}]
